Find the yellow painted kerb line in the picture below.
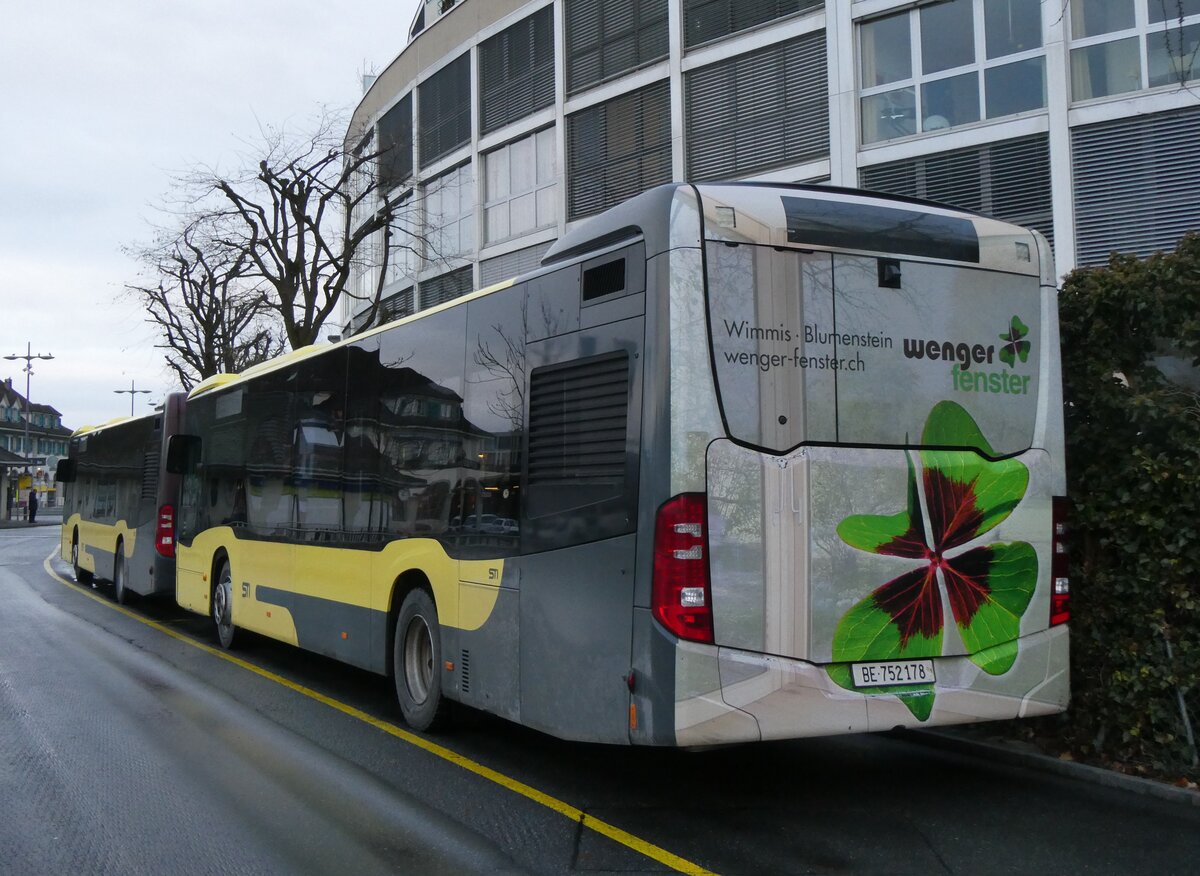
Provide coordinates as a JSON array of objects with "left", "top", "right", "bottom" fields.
[{"left": 42, "top": 549, "right": 717, "bottom": 876}]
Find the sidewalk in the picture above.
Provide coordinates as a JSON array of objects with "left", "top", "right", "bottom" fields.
[
  {"left": 907, "top": 728, "right": 1200, "bottom": 808},
  {"left": 0, "top": 508, "right": 62, "bottom": 529}
]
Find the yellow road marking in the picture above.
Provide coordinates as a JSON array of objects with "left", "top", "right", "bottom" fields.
[{"left": 41, "top": 550, "right": 717, "bottom": 876}]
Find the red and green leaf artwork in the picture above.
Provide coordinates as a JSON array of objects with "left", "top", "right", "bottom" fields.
[{"left": 829, "top": 401, "right": 1038, "bottom": 720}]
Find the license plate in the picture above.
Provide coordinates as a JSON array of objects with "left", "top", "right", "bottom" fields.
[{"left": 851, "top": 660, "right": 935, "bottom": 688}]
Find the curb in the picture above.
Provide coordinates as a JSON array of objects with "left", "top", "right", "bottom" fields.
[{"left": 905, "top": 729, "right": 1200, "bottom": 808}]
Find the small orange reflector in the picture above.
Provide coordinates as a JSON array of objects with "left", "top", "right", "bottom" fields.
[
  {"left": 266, "top": 611, "right": 272, "bottom": 618},
  {"left": 443, "top": 660, "right": 455, "bottom": 672},
  {"left": 629, "top": 704, "right": 638, "bottom": 731},
  {"left": 341, "top": 632, "right": 348, "bottom": 640},
  {"left": 202, "top": 574, "right": 208, "bottom": 582}
]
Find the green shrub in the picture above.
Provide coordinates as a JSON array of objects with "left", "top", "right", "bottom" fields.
[{"left": 1057, "top": 232, "right": 1200, "bottom": 775}]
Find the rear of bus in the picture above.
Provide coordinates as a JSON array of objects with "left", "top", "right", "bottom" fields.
[{"left": 652, "top": 184, "right": 1069, "bottom": 745}]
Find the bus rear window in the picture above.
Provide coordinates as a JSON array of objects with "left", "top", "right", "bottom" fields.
[{"left": 706, "top": 243, "right": 1042, "bottom": 456}]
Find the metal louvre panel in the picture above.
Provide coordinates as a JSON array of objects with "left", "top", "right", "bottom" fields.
[
  {"left": 683, "top": 0, "right": 823, "bottom": 49},
  {"left": 480, "top": 7, "right": 555, "bottom": 135},
  {"left": 686, "top": 32, "right": 829, "bottom": 180},
  {"left": 379, "top": 288, "right": 414, "bottom": 324},
  {"left": 377, "top": 94, "right": 414, "bottom": 191},
  {"left": 419, "top": 53, "right": 471, "bottom": 167},
  {"left": 860, "top": 133, "right": 1053, "bottom": 246},
  {"left": 480, "top": 241, "right": 554, "bottom": 286},
  {"left": 527, "top": 352, "right": 630, "bottom": 484},
  {"left": 1073, "top": 106, "right": 1200, "bottom": 265},
  {"left": 567, "top": 80, "right": 672, "bottom": 220},
  {"left": 565, "top": 0, "right": 669, "bottom": 94},
  {"left": 418, "top": 266, "right": 473, "bottom": 309},
  {"left": 140, "top": 443, "right": 160, "bottom": 501}
]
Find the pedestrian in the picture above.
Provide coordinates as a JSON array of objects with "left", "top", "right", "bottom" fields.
[{"left": 28, "top": 489, "right": 38, "bottom": 524}]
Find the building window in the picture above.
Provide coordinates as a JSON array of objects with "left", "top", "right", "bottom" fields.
[
  {"left": 479, "top": 7, "right": 555, "bottom": 135},
  {"left": 686, "top": 31, "right": 828, "bottom": 180},
  {"left": 377, "top": 94, "right": 414, "bottom": 192},
  {"left": 419, "top": 53, "right": 471, "bottom": 167},
  {"left": 387, "top": 192, "right": 422, "bottom": 289},
  {"left": 565, "top": 0, "right": 669, "bottom": 95},
  {"left": 1070, "top": 1, "right": 1200, "bottom": 100},
  {"left": 859, "top": 0, "right": 1047, "bottom": 145},
  {"left": 484, "top": 128, "right": 558, "bottom": 245},
  {"left": 683, "top": 0, "right": 822, "bottom": 49},
  {"left": 860, "top": 133, "right": 1054, "bottom": 247},
  {"left": 424, "top": 163, "right": 476, "bottom": 264},
  {"left": 567, "top": 79, "right": 672, "bottom": 220}
]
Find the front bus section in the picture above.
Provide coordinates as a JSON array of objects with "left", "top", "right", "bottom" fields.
[{"left": 631, "top": 184, "right": 1069, "bottom": 746}]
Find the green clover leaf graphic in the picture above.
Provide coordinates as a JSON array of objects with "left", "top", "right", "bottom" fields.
[
  {"left": 998, "top": 314, "right": 1031, "bottom": 368},
  {"left": 829, "top": 402, "right": 1038, "bottom": 720}
]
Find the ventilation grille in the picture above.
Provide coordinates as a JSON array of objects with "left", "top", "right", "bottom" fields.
[
  {"left": 686, "top": 30, "right": 828, "bottom": 180},
  {"left": 140, "top": 443, "right": 160, "bottom": 501},
  {"left": 528, "top": 352, "right": 630, "bottom": 486},
  {"left": 1072, "top": 106, "right": 1200, "bottom": 265},
  {"left": 460, "top": 649, "right": 470, "bottom": 694},
  {"left": 860, "top": 133, "right": 1053, "bottom": 247},
  {"left": 583, "top": 258, "right": 625, "bottom": 301}
]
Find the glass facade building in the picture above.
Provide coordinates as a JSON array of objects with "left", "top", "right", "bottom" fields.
[{"left": 344, "top": 0, "right": 1200, "bottom": 333}]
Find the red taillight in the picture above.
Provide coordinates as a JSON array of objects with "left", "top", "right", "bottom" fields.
[
  {"left": 156, "top": 504, "right": 176, "bottom": 558},
  {"left": 1050, "top": 496, "right": 1069, "bottom": 626},
  {"left": 652, "top": 493, "right": 714, "bottom": 644}
]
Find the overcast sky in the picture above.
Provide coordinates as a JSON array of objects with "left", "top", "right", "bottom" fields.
[{"left": 0, "top": 0, "right": 420, "bottom": 432}]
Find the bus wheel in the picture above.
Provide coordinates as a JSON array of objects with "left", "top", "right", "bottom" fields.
[
  {"left": 71, "top": 534, "right": 92, "bottom": 585},
  {"left": 113, "top": 548, "right": 129, "bottom": 605},
  {"left": 394, "top": 588, "right": 450, "bottom": 732},
  {"left": 213, "top": 560, "right": 237, "bottom": 650}
]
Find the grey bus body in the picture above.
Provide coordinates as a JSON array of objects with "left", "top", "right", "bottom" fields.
[{"left": 174, "top": 183, "right": 1068, "bottom": 745}]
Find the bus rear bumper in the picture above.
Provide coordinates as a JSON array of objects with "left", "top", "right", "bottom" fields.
[{"left": 674, "top": 626, "right": 1069, "bottom": 746}]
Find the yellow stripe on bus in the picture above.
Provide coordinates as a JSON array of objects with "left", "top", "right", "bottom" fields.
[{"left": 41, "top": 549, "right": 717, "bottom": 876}]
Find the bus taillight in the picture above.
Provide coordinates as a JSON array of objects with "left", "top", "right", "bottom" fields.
[
  {"left": 1051, "top": 497, "right": 1069, "bottom": 626},
  {"left": 156, "top": 504, "right": 176, "bottom": 558},
  {"left": 652, "top": 493, "right": 714, "bottom": 644}
]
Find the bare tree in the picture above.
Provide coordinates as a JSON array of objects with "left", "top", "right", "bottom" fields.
[
  {"left": 125, "top": 220, "right": 282, "bottom": 390},
  {"left": 187, "top": 111, "right": 407, "bottom": 349}
]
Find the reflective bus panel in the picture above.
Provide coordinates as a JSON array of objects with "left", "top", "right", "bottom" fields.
[
  {"left": 58, "top": 393, "right": 187, "bottom": 604},
  {"left": 167, "top": 183, "right": 1067, "bottom": 745}
]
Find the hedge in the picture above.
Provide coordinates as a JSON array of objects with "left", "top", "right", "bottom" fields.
[{"left": 1054, "top": 232, "right": 1200, "bottom": 775}]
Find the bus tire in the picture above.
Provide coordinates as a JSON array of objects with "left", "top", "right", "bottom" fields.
[
  {"left": 112, "top": 545, "right": 129, "bottom": 605},
  {"left": 394, "top": 588, "right": 450, "bottom": 732},
  {"left": 71, "top": 532, "right": 92, "bottom": 585},
  {"left": 213, "top": 559, "right": 237, "bottom": 650}
]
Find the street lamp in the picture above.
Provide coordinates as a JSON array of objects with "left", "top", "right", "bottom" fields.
[
  {"left": 3, "top": 342, "right": 54, "bottom": 473},
  {"left": 113, "top": 380, "right": 152, "bottom": 416}
]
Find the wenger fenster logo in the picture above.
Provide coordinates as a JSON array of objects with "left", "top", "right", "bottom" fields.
[{"left": 902, "top": 314, "right": 1034, "bottom": 397}]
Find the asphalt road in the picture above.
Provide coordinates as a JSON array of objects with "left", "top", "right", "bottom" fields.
[{"left": 2, "top": 525, "right": 1198, "bottom": 875}]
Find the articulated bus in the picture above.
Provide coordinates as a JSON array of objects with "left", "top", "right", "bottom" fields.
[
  {"left": 166, "top": 183, "right": 1069, "bottom": 745},
  {"left": 56, "top": 394, "right": 186, "bottom": 604}
]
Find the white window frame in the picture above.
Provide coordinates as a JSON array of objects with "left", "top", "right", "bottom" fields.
[
  {"left": 482, "top": 126, "right": 558, "bottom": 246},
  {"left": 857, "top": 0, "right": 1048, "bottom": 146},
  {"left": 1068, "top": 0, "right": 1200, "bottom": 102}
]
